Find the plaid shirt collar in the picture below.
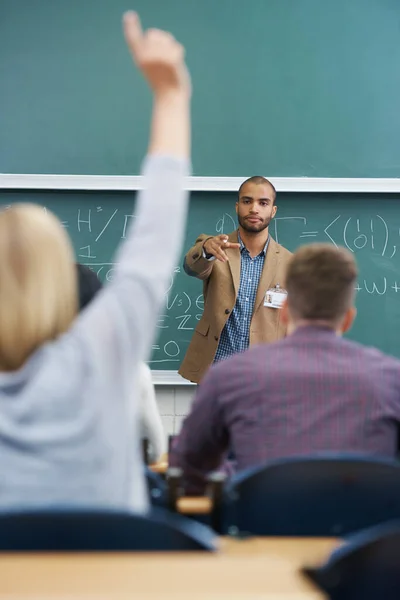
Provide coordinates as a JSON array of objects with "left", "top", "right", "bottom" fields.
[{"left": 237, "top": 230, "right": 270, "bottom": 257}]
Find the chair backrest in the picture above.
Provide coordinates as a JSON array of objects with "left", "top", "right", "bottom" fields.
[
  {"left": 0, "top": 507, "right": 217, "bottom": 551},
  {"left": 303, "top": 521, "right": 400, "bottom": 600},
  {"left": 145, "top": 467, "right": 167, "bottom": 507},
  {"left": 222, "top": 454, "right": 400, "bottom": 536}
]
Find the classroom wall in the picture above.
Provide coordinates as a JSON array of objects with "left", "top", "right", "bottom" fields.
[{"left": 156, "top": 386, "right": 195, "bottom": 441}]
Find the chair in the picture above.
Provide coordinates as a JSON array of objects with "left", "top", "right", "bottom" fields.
[
  {"left": 220, "top": 454, "right": 400, "bottom": 536},
  {"left": 0, "top": 507, "right": 217, "bottom": 551},
  {"left": 302, "top": 521, "right": 400, "bottom": 599},
  {"left": 145, "top": 467, "right": 167, "bottom": 507}
]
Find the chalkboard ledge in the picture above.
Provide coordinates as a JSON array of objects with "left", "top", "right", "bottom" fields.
[
  {"left": 3, "top": 174, "right": 400, "bottom": 193},
  {"left": 150, "top": 370, "right": 195, "bottom": 386}
]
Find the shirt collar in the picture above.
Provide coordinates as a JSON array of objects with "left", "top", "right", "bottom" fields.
[
  {"left": 237, "top": 231, "right": 270, "bottom": 257},
  {"left": 290, "top": 324, "right": 337, "bottom": 338}
]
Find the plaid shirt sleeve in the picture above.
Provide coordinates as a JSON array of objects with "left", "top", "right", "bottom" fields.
[{"left": 169, "top": 367, "right": 230, "bottom": 494}]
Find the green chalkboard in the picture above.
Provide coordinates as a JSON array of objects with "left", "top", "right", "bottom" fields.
[
  {"left": 1, "top": 190, "right": 400, "bottom": 368},
  {"left": 1, "top": 0, "right": 400, "bottom": 177}
]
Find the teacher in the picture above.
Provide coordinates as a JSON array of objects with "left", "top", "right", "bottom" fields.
[{"left": 179, "top": 176, "right": 292, "bottom": 383}]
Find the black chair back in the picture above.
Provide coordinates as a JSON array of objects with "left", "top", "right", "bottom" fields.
[
  {"left": 303, "top": 521, "right": 400, "bottom": 599},
  {"left": 145, "top": 468, "right": 167, "bottom": 507},
  {"left": 222, "top": 454, "right": 400, "bottom": 536},
  {"left": 0, "top": 507, "right": 217, "bottom": 551}
]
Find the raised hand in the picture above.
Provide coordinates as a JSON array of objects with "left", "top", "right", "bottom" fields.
[{"left": 123, "top": 11, "right": 191, "bottom": 98}]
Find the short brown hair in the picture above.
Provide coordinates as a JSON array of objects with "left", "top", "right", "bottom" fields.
[{"left": 286, "top": 244, "right": 358, "bottom": 324}]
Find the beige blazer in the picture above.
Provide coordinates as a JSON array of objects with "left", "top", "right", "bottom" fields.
[{"left": 178, "top": 230, "right": 292, "bottom": 383}]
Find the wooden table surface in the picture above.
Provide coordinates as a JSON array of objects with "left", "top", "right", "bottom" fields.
[
  {"left": 149, "top": 460, "right": 168, "bottom": 474},
  {"left": 0, "top": 536, "right": 339, "bottom": 599}
]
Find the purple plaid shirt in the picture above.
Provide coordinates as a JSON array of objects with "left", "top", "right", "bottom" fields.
[{"left": 170, "top": 326, "right": 400, "bottom": 493}]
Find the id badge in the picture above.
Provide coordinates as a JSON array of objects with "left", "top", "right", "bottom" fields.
[{"left": 264, "top": 284, "right": 287, "bottom": 309}]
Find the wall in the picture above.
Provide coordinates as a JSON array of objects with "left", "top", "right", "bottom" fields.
[{"left": 155, "top": 386, "right": 196, "bottom": 441}]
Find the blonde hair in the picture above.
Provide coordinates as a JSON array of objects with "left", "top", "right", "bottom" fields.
[{"left": 0, "top": 204, "right": 78, "bottom": 371}]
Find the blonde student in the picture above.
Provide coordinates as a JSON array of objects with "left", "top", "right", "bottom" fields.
[{"left": 0, "top": 11, "right": 190, "bottom": 512}]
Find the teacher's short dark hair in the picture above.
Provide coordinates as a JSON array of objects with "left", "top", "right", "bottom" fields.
[{"left": 238, "top": 176, "right": 277, "bottom": 203}]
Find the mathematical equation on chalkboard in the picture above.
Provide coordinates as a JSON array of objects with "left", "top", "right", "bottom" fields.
[
  {"left": 5, "top": 204, "right": 397, "bottom": 364},
  {"left": 0, "top": 204, "right": 137, "bottom": 283},
  {"left": 272, "top": 214, "right": 396, "bottom": 258},
  {"left": 216, "top": 212, "right": 398, "bottom": 258},
  {"left": 150, "top": 269, "right": 204, "bottom": 364}
]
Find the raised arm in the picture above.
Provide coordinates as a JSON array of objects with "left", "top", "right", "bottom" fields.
[{"left": 71, "top": 12, "right": 191, "bottom": 377}]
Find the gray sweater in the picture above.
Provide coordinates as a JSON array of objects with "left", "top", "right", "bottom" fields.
[{"left": 0, "top": 155, "right": 189, "bottom": 513}]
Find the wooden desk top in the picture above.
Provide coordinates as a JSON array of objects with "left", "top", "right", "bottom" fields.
[
  {"left": 149, "top": 452, "right": 168, "bottom": 474},
  {"left": 149, "top": 460, "right": 168, "bottom": 474},
  {"left": 0, "top": 537, "right": 339, "bottom": 599}
]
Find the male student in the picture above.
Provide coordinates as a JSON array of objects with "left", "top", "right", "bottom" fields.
[
  {"left": 171, "top": 244, "right": 400, "bottom": 493},
  {"left": 179, "top": 176, "right": 292, "bottom": 383}
]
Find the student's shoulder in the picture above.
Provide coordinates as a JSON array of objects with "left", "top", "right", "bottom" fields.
[
  {"left": 200, "top": 353, "right": 241, "bottom": 390},
  {"left": 202, "top": 344, "right": 267, "bottom": 389},
  {"left": 342, "top": 337, "right": 400, "bottom": 371}
]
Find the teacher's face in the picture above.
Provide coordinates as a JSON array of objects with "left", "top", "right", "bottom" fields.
[{"left": 236, "top": 182, "right": 277, "bottom": 233}]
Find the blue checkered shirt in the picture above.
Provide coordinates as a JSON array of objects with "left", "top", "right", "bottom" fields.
[{"left": 214, "top": 234, "right": 269, "bottom": 363}]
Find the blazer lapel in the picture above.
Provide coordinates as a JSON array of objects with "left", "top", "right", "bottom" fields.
[
  {"left": 253, "top": 237, "right": 280, "bottom": 313},
  {"left": 226, "top": 230, "right": 240, "bottom": 297}
]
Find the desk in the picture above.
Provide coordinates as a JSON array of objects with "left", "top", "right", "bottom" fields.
[
  {"left": 149, "top": 460, "right": 168, "bottom": 475},
  {"left": 0, "top": 537, "right": 339, "bottom": 599},
  {"left": 149, "top": 452, "right": 168, "bottom": 475}
]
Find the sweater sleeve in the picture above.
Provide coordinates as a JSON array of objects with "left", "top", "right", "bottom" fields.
[{"left": 69, "top": 155, "right": 191, "bottom": 382}]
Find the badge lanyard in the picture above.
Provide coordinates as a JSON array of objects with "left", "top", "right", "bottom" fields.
[{"left": 264, "top": 283, "right": 288, "bottom": 309}]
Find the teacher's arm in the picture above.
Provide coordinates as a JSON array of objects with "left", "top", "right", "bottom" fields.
[
  {"left": 184, "top": 233, "right": 240, "bottom": 279},
  {"left": 183, "top": 234, "right": 215, "bottom": 280}
]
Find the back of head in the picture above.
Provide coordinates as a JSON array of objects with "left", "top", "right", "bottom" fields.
[
  {"left": 0, "top": 204, "right": 77, "bottom": 371},
  {"left": 286, "top": 243, "right": 358, "bottom": 326}
]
